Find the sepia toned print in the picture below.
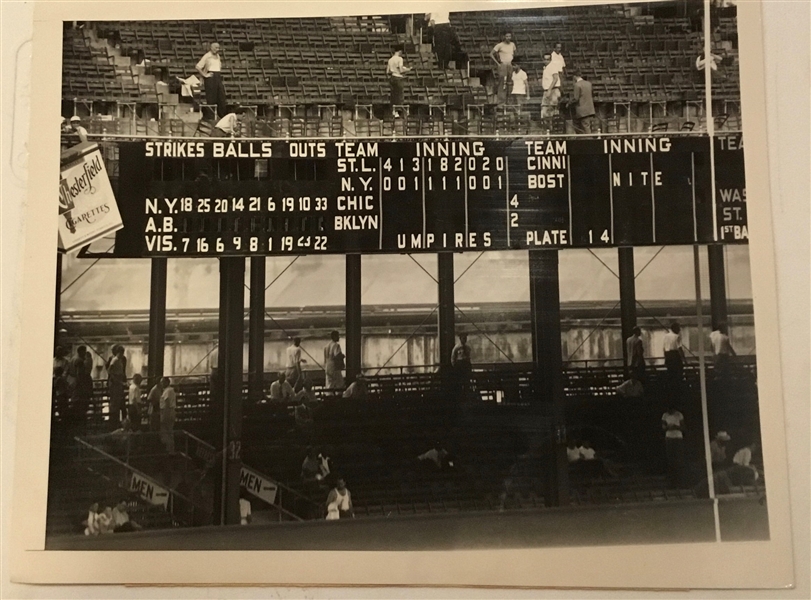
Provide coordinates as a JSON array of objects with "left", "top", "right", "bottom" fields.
[{"left": 10, "top": 0, "right": 795, "bottom": 589}]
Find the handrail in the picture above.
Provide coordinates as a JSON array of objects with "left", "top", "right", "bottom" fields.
[{"left": 74, "top": 436, "right": 199, "bottom": 508}]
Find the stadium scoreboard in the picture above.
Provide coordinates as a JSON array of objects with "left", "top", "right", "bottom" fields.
[{"left": 112, "top": 134, "right": 747, "bottom": 258}]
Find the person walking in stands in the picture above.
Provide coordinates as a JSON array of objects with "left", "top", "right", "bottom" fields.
[
  {"left": 571, "top": 73, "right": 596, "bottom": 134},
  {"left": 625, "top": 326, "right": 646, "bottom": 381},
  {"left": 663, "top": 322, "right": 685, "bottom": 379},
  {"left": 451, "top": 333, "right": 473, "bottom": 402},
  {"left": 510, "top": 61, "right": 529, "bottom": 106},
  {"left": 490, "top": 32, "right": 517, "bottom": 104},
  {"left": 269, "top": 371, "right": 295, "bottom": 403},
  {"left": 106, "top": 345, "right": 126, "bottom": 428},
  {"left": 127, "top": 373, "right": 143, "bottom": 432},
  {"left": 426, "top": 11, "right": 456, "bottom": 70},
  {"left": 324, "top": 330, "right": 345, "bottom": 391},
  {"left": 285, "top": 337, "right": 306, "bottom": 389},
  {"left": 146, "top": 377, "right": 164, "bottom": 432},
  {"left": 325, "top": 477, "right": 354, "bottom": 520},
  {"left": 68, "top": 116, "right": 88, "bottom": 144},
  {"left": 662, "top": 406, "right": 686, "bottom": 488},
  {"left": 159, "top": 377, "right": 176, "bottom": 453},
  {"left": 709, "top": 321, "right": 736, "bottom": 374},
  {"left": 386, "top": 46, "right": 412, "bottom": 117},
  {"left": 196, "top": 42, "right": 227, "bottom": 121},
  {"left": 541, "top": 53, "right": 562, "bottom": 118}
]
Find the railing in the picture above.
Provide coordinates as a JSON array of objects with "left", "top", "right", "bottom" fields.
[{"left": 74, "top": 436, "right": 208, "bottom": 527}]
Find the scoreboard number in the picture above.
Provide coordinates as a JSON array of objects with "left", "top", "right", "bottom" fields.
[{"left": 589, "top": 230, "right": 610, "bottom": 244}]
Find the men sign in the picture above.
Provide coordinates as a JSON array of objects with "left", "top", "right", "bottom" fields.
[
  {"left": 58, "top": 142, "right": 123, "bottom": 253},
  {"left": 129, "top": 471, "right": 170, "bottom": 509},
  {"left": 240, "top": 466, "right": 278, "bottom": 505}
]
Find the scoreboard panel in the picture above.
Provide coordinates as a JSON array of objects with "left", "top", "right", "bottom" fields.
[{"left": 112, "top": 135, "right": 747, "bottom": 258}]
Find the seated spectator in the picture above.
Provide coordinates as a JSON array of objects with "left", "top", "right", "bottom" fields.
[
  {"left": 269, "top": 371, "right": 295, "bottom": 403},
  {"left": 342, "top": 376, "right": 368, "bottom": 400},
  {"left": 417, "top": 444, "right": 452, "bottom": 469},
  {"left": 112, "top": 501, "right": 141, "bottom": 533},
  {"left": 295, "top": 379, "right": 319, "bottom": 405},
  {"left": 730, "top": 442, "right": 761, "bottom": 484},
  {"left": 83, "top": 502, "right": 101, "bottom": 536},
  {"left": 566, "top": 440, "right": 582, "bottom": 463},
  {"left": 97, "top": 506, "right": 115, "bottom": 535},
  {"left": 578, "top": 440, "right": 596, "bottom": 461},
  {"left": 301, "top": 447, "right": 329, "bottom": 483},
  {"left": 615, "top": 374, "right": 644, "bottom": 398},
  {"left": 325, "top": 477, "right": 354, "bottom": 520},
  {"left": 710, "top": 431, "right": 732, "bottom": 469},
  {"left": 239, "top": 491, "right": 252, "bottom": 525}
]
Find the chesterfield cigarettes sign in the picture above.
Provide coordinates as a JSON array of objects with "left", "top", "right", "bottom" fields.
[{"left": 58, "top": 143, "right": 123, "bottom": 253}]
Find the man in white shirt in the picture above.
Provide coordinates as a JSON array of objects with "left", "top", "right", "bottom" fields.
[
  {"left": 731, "top": 442, "right": 760, "bottom": 484},
  {"left": 541, "top": 53, "right": 562, "bottom": 118},
  {"left": 663, "top": 322, "right": 685, "bottom": 379},
  {"left": 661, "top": 407, "right": 685, "bottom": 487},
  {"left": 159, "top": 377, "right": 176, "bottom": 453},
  {"left": 709, "top": 322, "right": 736, "bottom": 373},
  {"left": 490, "top": 33, "right": 516, "bottom": 104},
  {"left": 196, "top": 42, "right": 227, "bottom": 120},
  {"left": 285, "top": 337, "right": 306, "bottom": 388},
  {"left": 550, "top": 43, "right": 566, "bottom": 76},
  {"left": 69, "top": 116, "right": 88, "bottom": 144},
  {"left": 211, "top": 111, "right": 244, "bottom": 138},
  {"left": 510, "top": 62, "right": 529, "bottom": 106},
  {"left": 127, "top": 373, "right": 143, "bottom": 431},
  {"left": 426, "top": 11, "right": 455, "bottom": 70},
  {"left": 269, "top": 371, "right": 295, "bottom": 403},
  {"left": 386, "top": 47, "right": 412, "bottom": 117}
]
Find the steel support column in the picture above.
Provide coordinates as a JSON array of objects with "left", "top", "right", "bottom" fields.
[
  {"left": 707, "top": 244, "right": 728, "bottom": 330},
  {"left": 248, "top": 256, "right": 266, "bottom": 403},
  {"left": 147, "top": 258, "right": 167, "bottom": 388},
  {"left": 216, "top": 257, "right": 245, "bottom": 526},
  {"left": 345, "top": 254, "right": 362, "bottom": 384},
  {"left": 528, "top": 249, "right": 569, "bottom": 507},
  {"left": 618, "top": 247, "right": 637, "bottom": 369},
  {"left": 437, "top": 253, "right": 456, "bottom": 370}
]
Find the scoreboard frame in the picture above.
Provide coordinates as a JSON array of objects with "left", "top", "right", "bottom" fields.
[{"left": 91, "top": 132, "right": 747, "bottom": 259}]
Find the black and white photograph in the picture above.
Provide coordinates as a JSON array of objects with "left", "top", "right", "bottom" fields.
[{"left": 7, "top": 0, "right": 801, "bottom": 590}]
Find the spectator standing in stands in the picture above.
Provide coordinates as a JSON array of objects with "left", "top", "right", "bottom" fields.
[
  {"left": 52, "top": 366, "right": 70, "bottom": 421},
  {"left": 710, "top": 322, "right": 736, "bottom": 373},
  {"left": 550, "top": 42, "right": 566, "bottom": 76},
  {"left": 325, "top": 478, "right": 354, "bottom": 520},
  {"left": 159, "top": 377, "right": 176, "bottom": 453},
  {"left": 510, "top": 61, "right": 529, "bottom": 106},
  {"left": 662, "top": 406, "right": 686, "bottom": 488},
  {"left": 386, "top": 47, "right": 412, "bottom": 117},
  {"left": 285, "top": 337, "right": 306, "bottom": 389},
  {"left": 196, "top": 42, "right": 227, "bottom": 121},
  {"left": 663, "top": 322, "right": 686, "bottom": 381},
  {"left": 127, "top": 373, "right": 143, "bottom": 432},
  {"left": 426, "top": 11, "right": 455, "bottom": 70},
  {"left": 269, "top": 371, "right": 295, "bottom": 403},
  {"left": 490, "top": 33, "right": 517, "bottom": 104},
  {"left": 107, "top": 345, "right": 126, "bottom": 428},
  {"left": 324, "top": 330, "right": 345, "bottom": 390},
  {"left": 541, "top": 53, "right": 562, "bottom": 118},
  {"left": 571, "top": 73, "right": 596, "bottom": 134},
  {"left": 54, "top": 346, "right": 69, "bottom": 375},
  {"left": 625, "top": 326, "right": 646, "bottom": 381},
  {"left": 710, "top": 430, "right": 731, "bottom": 469},
  {"left": 146, "top": 377, "right": 164, "bottom": 432},
  {"left": 69, "top": 346, "right": 93, "bottom": 426},
  {"left": 68, "top": 116, "right": 88, "bottom": 144},
  {"left": 451, "top": 333, "right": 472, "bottom": 401}
]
